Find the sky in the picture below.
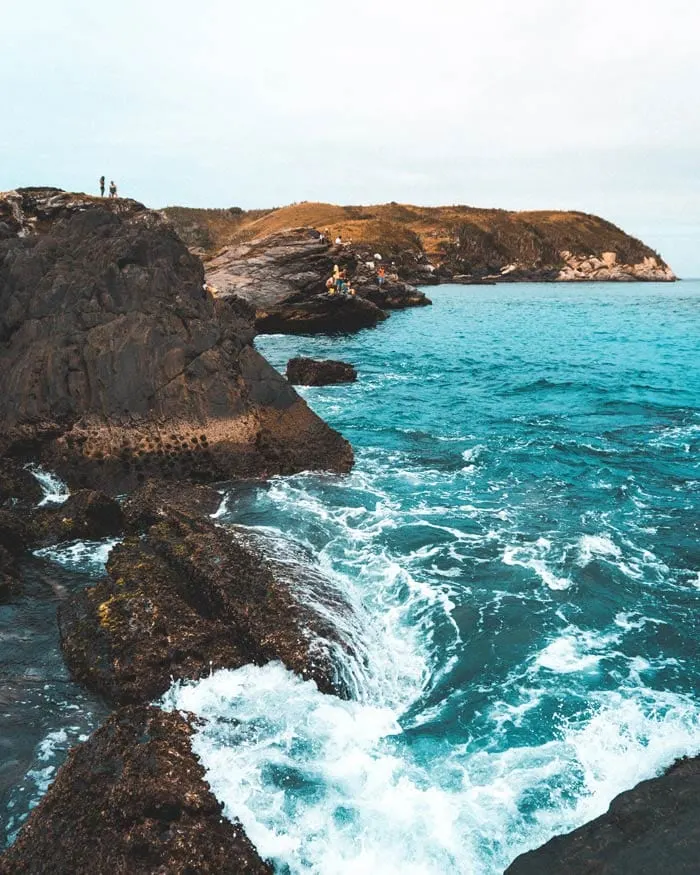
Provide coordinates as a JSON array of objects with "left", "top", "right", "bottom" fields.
[{"left": 2, "top": 0, "right": 699, "bottom": 274}]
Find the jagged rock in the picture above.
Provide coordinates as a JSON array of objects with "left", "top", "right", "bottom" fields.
[
  {"left": 203, "top": 228, "right": 429, "bottom": 333},
  {"left": 0, "top": 458, "right": 43, "bottom": 508},
  {"left": 286, "top": 357, "right": 357, "bottom": 386},
  {"left": 506, "top": 755, "right": 700, "bottom": 875},
  {"left": 557, "top": 249, "right": 676, "bottom": 281},
  {"left": 32, "top": 489, "right": 124, "bottom": 545},
  {"left": 59, "top": 509, "right": 351, "bottom": 705},
  {"left": 256, "top": 292, "right": 387, "bottom": 334},
  {"left": 0, "top": 188, "right": 352, "bottom": 493},
  {"left": 0, "top": 705, "right": 272, "bottom": 874},
  {"left": 123, "top": 479, "right": 222, "bottom": 532}
]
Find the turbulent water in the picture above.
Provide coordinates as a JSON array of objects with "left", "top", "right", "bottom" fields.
[{"left": 4, "top": 282, "right": 700, "bottom": 871}]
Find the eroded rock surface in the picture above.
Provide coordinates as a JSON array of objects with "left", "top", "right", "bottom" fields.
[
  {"left": 286, "top": 357, "right": 357, "bottom": 386},
  {"left": 506, "top": 755, "right": 700, "bottom": 875},
  {"left": 0, "top": 705, "right": 272, "bottom": 874},
  {"left": 205, "top": 228, "right": 428, "bottom": 333},
  {"left": 0, "top": 188, "right": 352, "bottom": 493},
  {"left": 59, "top": 508, "right": 350, "bottom": 704}
]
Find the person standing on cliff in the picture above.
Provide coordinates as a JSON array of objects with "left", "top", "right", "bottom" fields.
[
  {"left": 109, "top": 180, "right": 117, "bottom": 198},
  {"left": 99, "top": 176, "right": 105, "bottom": 197}
]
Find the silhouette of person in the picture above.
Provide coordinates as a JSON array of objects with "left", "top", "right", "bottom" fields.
[
  {"left": 99, "top": 176, "right": 105, "bottom": 197},
  {"left": 109, "top": 180, "right": 117, "bottom": 198}
]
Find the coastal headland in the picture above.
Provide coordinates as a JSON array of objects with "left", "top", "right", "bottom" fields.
[{"left": 0, "top": 186, "right": 693, "bottom": 873}]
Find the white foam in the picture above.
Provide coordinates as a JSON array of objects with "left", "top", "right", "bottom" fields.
[
  {"left": 503, "top": 538, "right": 572, "bottom": 591},
  {"left": 164, "top": 665, "right": 700, "bottom": 875},
  {"left": 33, "top": 537, "right": 120, "bottom": 574},
  {"left": 25, "top": 464, "right": 70, "bottom": 506},
  {"left": 577, "top": 534, "right": 621, "bottom": 566}
]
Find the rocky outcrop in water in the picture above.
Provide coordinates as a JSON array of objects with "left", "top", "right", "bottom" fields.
[
  {"left": 0, "top": 705, "right": 272, "bottom": 874},
  {"left": 286, "top": 357, "right": 357, "bottom": 386},
  {"left": 0, "top": 188, "right": 352, "bottom": 494},
  {"left": 59, "top": 507, "right": 350, "bottom": 705},
  {"left": 203, "top": 228, "right": 429, "bottom": 333},
  {"left": 506, "top": 755, "right": 700, "bottom": 875}
]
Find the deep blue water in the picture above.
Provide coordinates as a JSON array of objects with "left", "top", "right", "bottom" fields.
[{"left": 4, "top": 282, "right": 699, "bottom": 872}]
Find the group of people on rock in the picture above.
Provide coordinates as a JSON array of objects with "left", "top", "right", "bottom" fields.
[
  {"left": 99, "top": 176, "right": 118, "bottom": 198},
  {"left": 325, "top": 264, "right": 357, "bottom": 297}
]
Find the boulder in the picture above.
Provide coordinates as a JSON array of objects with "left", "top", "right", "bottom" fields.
[
  {"left": 256, "top": 291, "right": 387, "bottom": 335},
  {"left": 32, "top": 489, "right": 125, "bottom": 545},
  {"left": 506, "top": 755, "right": 700, "bottom": 875},
  {"left": 59, "top": 509, "right": 351, "bottom": 705},
  {"left": 286, "top": 357, "right": 357, "bottom": 386},
  {"left": 0, "top": 188, "right": 352, "bottom": 493},
  {"left": 0, "top": 705, "right": 272, "bottom": 874},
  {"left": 0, "top": 458, "right": 43, "bottom": 508}
]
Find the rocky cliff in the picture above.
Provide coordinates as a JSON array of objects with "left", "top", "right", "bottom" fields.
[
  {"left": 203, "top": 227, "right": 429, "bottom": 334},
  {"left": 164, "top": 201, "right": 676, "bottom": 285},
  {"left": 0, "top": 188, "right": 352, "bottom": 492}
]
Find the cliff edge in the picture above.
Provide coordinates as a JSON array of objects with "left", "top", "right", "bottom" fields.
[{"left": 0, "top": 188, "right": 352, "bottom": 492}]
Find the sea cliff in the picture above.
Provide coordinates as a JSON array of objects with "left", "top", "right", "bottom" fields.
[{"left": 164, "top": 201, "right": 676, "bottom": 288}]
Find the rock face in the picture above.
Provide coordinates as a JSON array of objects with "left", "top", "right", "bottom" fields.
[
  {"left": 0, "top": 188, "right": 352, "bottom": 493},
  {"left": 0, "top": 705, "right": 272, "bottom": 874},
  {"left": 59, "top": 508, "right": 351, "bottom": 705},
  {"left": 203, "top": 228, "right": 428, "bottom": 333},
  {"left": 506, "top": 755, "right": 700, "bottom": 875},
  {"left": 557, "top": 249, "right": 676, "bottom": 282},
  {"left": 164, "top": 202, "right": 676, "bottom": 285},
  {"left": 286, "top": 357, "right": 357, "bottom": 386}
]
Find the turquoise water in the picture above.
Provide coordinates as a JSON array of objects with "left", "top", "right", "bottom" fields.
[
  {"left": 5, "top": 282, "right": 699, "bottom": 870},
  {"left": 164, "top": 282, "right": 700, "bottom": 873}
]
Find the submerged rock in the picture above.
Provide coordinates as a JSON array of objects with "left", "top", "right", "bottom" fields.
[
  {"left": 0, "top": 188, "right": 352, "bottom": 493},
  {"left": 0, "top": 705, "right": 272, "bottom": 874},
  {"left": 506, "top": 755, "right": 700, "bottom": 875},
  {"left": 286, "top": 357, "right": 358, "bottom": 386},
  {"left": 59, "top": 509, "right": 351, "bottom": 704}
]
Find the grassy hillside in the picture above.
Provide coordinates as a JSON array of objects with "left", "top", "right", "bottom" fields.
[{"left": 162, "top": 201, "right": 670, "bottom": 281}]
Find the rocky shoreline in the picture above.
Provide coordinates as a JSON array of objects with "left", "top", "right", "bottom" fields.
[
  {"left": 164, "top": 201, "right": 677, "bottom": 289},
  {"left": 0, "top": 186, "right": 692, "bottom": 872}
]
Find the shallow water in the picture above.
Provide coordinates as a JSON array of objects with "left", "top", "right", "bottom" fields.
[
  {"left": 166, "top": 282, "right": 700, "bottom": 873},
  {"left": 3, "top": 281, "right": 699, "bottom": 871}
]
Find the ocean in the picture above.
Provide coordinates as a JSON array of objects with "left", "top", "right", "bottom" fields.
[{"left": 3, "top": 281, "right": 700, "bottom": 872}]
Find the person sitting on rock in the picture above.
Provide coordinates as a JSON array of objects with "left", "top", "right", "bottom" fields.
[
  {"left": 377, "top": 266, "right": 386, "bottom": 286},
  {"left": 99, "top": 176, "right": 105, "bottom": 197},
  {"left": 334, "top": 234, "right": 342, "bottom": 247},
  {"left": 325, "top": 276, "right": 336, "bottom": 295},
  {"left": 109, "top": 180, "right": 117, "bottom": 198}
]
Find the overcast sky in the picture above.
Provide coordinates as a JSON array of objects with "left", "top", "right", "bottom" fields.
[{"left": 3, "top": 0, "right": 698, "bottom": 274}]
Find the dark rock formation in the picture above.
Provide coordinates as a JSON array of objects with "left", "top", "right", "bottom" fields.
[
  {"left": 203, "top": 228, "right": 428, "bottom": 333},
  {"left": 0, "top": 458, "right": 42, "bottom": 508},
  {"left": 32, "top": 489, "right": 124, "bottom": 545},
  {"left": 0, "top": 188, "right": 352, "bottom": 494},
  {"left": 256, "top": 290, "right": 387, "bottom": 335},
  {"left": 0, "top": 705, "right": 272, "bottom": 874},
  {"left": 506, "top": 755, "right": 700, "bottom": 875},
  {"left": 122, "top": 478, "right": 222, "bottom": 532},
  {"left": 287, "top": 357, "right": 357, "bottom": 386},
  {"left": 59, "top": 508, "right": 350, "bottom": 705}
]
